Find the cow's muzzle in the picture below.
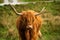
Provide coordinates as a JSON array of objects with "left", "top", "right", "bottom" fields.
[{"left": 26, "top": 25, "right": 33, "bottom": 30}]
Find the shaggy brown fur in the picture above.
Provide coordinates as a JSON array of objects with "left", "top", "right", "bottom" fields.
[{"left": 16, "top": 10, "right": 42, "bottom": 40}]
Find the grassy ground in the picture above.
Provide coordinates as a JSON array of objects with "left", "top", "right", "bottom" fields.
[{"left": 0, "top": 1, "right": 60, "bottom": 40}]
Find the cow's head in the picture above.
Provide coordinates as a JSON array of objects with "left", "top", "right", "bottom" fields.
[
  {"left": 9, "top": 4, "right": 45, "bottom": 40},
  {"left": 9, "top": 4, "right": 45, "bottom": 30},
  {"left": 17, "top": 8, "right": 45, "bottom": 30},
  {"left": 19, "top": 10, "right": 37, "bottom": 30}
]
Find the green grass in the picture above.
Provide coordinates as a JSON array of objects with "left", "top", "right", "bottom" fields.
[
  {"left": 0, "top": 1, "right": 60, "bottom": 40},
  {"left": 0, "top": 0, "right": 3, "bottom": 3}
]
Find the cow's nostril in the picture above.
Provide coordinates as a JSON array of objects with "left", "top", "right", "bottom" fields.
[{"left": 26, "top": 27, "right": 32, "bottom": 30}]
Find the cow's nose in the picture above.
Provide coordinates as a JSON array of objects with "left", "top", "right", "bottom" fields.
[{"left": 27, "top": 25, "right": 33, "bottom": 30}]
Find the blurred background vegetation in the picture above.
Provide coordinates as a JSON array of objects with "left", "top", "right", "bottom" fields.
[
  {"left": 0, "top": 0, "right": 54, "bottom": 3},
  {"left": 0, "top": 0, "right": 60, "bottom": 40},
  {"left": 18, "top": 0, "right": 53, "bottom": 2},
  {"left": 0, "top": 0, "right": 3, "bottom": 3}
]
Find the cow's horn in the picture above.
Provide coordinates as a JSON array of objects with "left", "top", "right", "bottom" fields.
[
  {"left": 9, "top": 4, "right": 22, "bottom": 15},
  {"left": 35, "top": 7, "right": 45, "bottom": 16}
]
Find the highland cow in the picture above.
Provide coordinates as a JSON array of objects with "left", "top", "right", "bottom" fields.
[
  {"left": 9, "top": 4, "right": 45, "bottom": 40},
  {"left": 16, "top": 10, "right": 42, "bottom": 40}
]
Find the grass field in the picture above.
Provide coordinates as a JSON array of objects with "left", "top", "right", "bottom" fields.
[{"left": 0, "top": 1, "right": 60, "bottom": 40}]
